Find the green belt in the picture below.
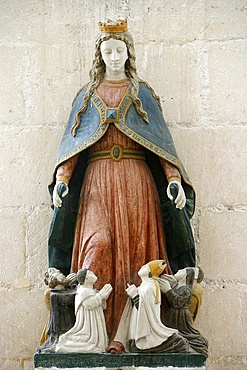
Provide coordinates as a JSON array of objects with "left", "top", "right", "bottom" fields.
[{"left": 88, "top": 145, "right": 146, "bottom": 163}]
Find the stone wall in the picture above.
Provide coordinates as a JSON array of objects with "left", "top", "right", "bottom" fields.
[{"left": 0, "top": 0, "right": 246, "bottom": 369}]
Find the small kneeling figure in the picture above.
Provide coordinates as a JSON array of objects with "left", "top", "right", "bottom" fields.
[
  {"left": 158, "top": 267, "right": 208, "bottom": 357},
  {"left": 56, "top": 268, "right": 112, "bottom": 353},
  {"left": 113, "top": 260, "right": 191, "bottom": 353}
]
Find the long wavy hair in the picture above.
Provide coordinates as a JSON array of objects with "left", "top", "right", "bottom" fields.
[{"left": 71, "top": 31, "right": 161, "bottom": 136}]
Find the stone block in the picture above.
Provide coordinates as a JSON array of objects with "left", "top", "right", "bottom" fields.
[
  {"left": 24, "top": 360, "right": 35, "bottom": 370},
  {"left": 0, "top": 127, "right": 64, "bottom": 208},
  {"left": 1, "top": 358, "right": 34, "bottom": 370},
  {"left": 0, "top": 0, "right": 44, "bottom": 44},
  {"left": 42, "top": 44, "right": 85, "bottom": 125},
  {"left": 0, "top": 210, "right": 26, "bottom": 285},
  {"left": 0, "top": 44, "right": 83, "bottom": 127},
  {"left": 207, "top": 357, "right": 247, "bottom": 370},
  {"left": 128, "top": 1, "right": 206, "bottom": 45},
  {"left": 129, "top": 0, "right": 247, "bottom": 45},
  {"left": 198, "top": 209, "right": 247, "bottom": 281},
  {"left": 26, "top": 207, "right": 51, "bottom": 286},
  {"left": 41, "top": 2, "right": 96, "bottom": 49},
  {"left": 207, "top": 40, "right": 247, "bottom": 124},
  {"left": 135, "top": 43, "right": 202, "bottom": 125},
  {"left": 204, "top": 1, "right": 247, "bottom": 41},
  {"left": 0, "top": 358, "right": 23, "bottom": 370},
  {"left": 170, "top": 126, "right": 247, "bottom": 207},
  {"left": 0, "top": 45, "right": 25, "bottom": 125},
  {"left": 0, "top": 288, "right": 47, "bottom": 359},
  {"left": 197, "top": 286, "right": 247, "bottom": 357}
]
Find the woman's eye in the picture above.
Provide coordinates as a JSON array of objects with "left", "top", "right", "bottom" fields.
[
  {"left": 117, "top": 48, "right": 124, "bottom": 53},
  {"left": 104, "top": 50, "right": 111, "bottom": 54}
]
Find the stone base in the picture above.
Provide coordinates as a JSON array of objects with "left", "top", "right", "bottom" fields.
[
  {"left": 34, "top": 353, "right": 207, "bottom": 369},
  {"left": 35, "top": 368, "right": 205, "bottom": 370}
]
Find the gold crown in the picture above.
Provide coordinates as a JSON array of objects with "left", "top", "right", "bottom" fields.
[{"left": 99, "top": 18, "right": 128, "bottom": 33}]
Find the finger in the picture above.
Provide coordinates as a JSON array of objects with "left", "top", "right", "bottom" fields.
[
  {"left": 56, "top": 197, "right": 62, "bottom": 208},
  {"left": 181, "top": 198, "right": 186, "bottom": 208},
  {"left": 54, "top": 198, "right": 62, "bottom": 208},
  {"left": 62, "top": 188, "right": 69, "bottom": 198},
  {"left": 176, "top": 196, "right": 186, "bottom": 209},
  {"left": 175, "top": 196, "right": 182, "bottom": 208},
  {"left": 167, "top": 187, "right": 173, "bottom": 200}
]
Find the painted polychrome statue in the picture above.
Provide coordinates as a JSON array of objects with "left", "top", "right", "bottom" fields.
[{"left": 47, "top": 18, "right": 196, "bottom": 350}]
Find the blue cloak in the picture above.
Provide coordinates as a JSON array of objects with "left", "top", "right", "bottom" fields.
[{"left": 48, "top": 82, "right": 196, "bottom": 274}]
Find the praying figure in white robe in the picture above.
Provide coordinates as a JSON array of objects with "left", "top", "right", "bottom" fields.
[
  {"left": 114, "top": 260, "right": 191, "bottom": 353},
  {"left": 56, "top": 268, "right": 112, "bottom": 353}
]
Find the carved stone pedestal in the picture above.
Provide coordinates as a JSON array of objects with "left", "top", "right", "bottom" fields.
[{"left": 34, "top": 353, "right": 206, "bottom": 369}]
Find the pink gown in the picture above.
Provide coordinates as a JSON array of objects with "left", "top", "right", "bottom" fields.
[{"left": 56, "top": 80, "right": 180, "bottom": 341}]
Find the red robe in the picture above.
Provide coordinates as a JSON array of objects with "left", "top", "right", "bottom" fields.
[{"left": 56, "top": 80, "right": 181, "bottom": 340}]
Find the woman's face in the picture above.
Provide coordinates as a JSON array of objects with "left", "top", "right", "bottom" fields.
[{"left": 100, "top": 38, "right": 128, "bottom": 74}]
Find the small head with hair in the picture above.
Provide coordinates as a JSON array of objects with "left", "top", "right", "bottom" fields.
[
  {"left": 77, "top": 268, "right": 88, "bottom": 285},
  {"left": 147, "top": 260, "right": 167, "bottom": 278},
  {"left": 174, "top": 267, "right": 204, "bottom": 288},
  {"left": 138, "top": 260, "right": 166, "bottom": 304},
  {"left": 44, "top": 267, "right": 67, "bottom": 289},
  {"left": 77, "top": 268, "right": 97, "bottom": 286},
  {"left": 194, "top": 266, "right": 204, "bottom": 283}
]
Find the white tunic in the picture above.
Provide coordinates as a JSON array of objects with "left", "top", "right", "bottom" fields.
[
  {"left": 56, "top": 285, "right": 108, "bottom": 353},
  {"left": 115, "top": 279, "right": 178, "bottom": 350}
]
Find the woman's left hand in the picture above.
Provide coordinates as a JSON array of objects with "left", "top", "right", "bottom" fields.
[{"left": 167, "top": 180, "right": 186, "bottom": 209}]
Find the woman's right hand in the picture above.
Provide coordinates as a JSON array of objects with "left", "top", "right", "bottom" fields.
[{"left": 53, "top": 181, "right": 69, "bottom": 208}]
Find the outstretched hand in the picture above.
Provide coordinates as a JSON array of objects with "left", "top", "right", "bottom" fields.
[
  {"left": 53, "top": 181, "right": 69, "bottom": 208},
  {"left": 167, "top": 180, "right": 186, "bottom": 209}
]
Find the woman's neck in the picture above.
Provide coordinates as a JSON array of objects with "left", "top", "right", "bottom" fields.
[{"left": 103, "top": 70, "right": 127, "bottom": 81}]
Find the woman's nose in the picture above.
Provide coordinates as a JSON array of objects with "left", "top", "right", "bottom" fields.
[{"left": 111, "top": 50, "right": 119, "bottom": 61}]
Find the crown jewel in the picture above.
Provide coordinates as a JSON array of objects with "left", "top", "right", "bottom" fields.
[{"left": 99, "top": 18, "right": 128, "bottom": 33}]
